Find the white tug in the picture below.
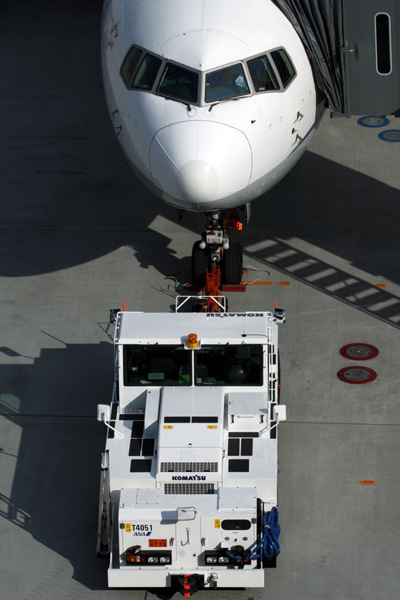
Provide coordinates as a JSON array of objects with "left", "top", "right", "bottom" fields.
[{"left": 97, "top": 306, "right": 286, "bottom": 594}]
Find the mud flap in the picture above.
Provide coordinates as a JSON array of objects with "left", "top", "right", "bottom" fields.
[{"left": 172, "top": 574, "right": 204, "bottom": 596}]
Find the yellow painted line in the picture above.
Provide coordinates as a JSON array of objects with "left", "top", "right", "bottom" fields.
[
  {"left": 374, "top": 284, "right": 386, "bottom": 288},
  {"left": 359, "top": 480, "right": 375, "bottom": 485}
]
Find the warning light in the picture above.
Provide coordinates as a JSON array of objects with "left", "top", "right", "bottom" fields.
[
  {"left": 229, "top": 215, "right": 243, "bottom": 230},
  {"left": 126, "top": 554, "right": 137, "bottom": 563},
  {"left": 187, "top": 333, "right": 199, "bottom": 349}
]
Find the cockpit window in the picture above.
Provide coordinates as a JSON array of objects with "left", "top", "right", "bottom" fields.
[
  {"left": 121, "top": 46, "right": 143, "bottom": 86},
  {"left": 205, "top": 63, "right": 250, "bottom": 103},
  {"left": 157, "top": 62, "right": 199, "bottom": 103},
  {"left": 131, "top": 53, "right": 162, "bottom": 90},
  {"left": 120, "top": 48, "right": 293, "bottom": 101},
  {"left": 270, "top": 49, "right": 295, "bottom": 88},
  {"left": 247, "top": 55, "right": 279, "bottom": 92}
]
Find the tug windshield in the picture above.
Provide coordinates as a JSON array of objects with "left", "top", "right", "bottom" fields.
[
  {"left": 205, "top": 63, "right": 250, "bottom": 103},
  {"left": 195, "top": 345, "right": 263, "bottom": 385},
  {"left": 124, "top": 345, "right": 191, "bottom": 386}
]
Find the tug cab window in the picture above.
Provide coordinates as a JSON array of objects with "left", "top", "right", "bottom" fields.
[
  {"left": 205, "top": 63, "right": 250, "bottom": 103},
  {"left": 124, "top": 345, "right": 191, "bottom": 386},
  {"left": 131, "top": 53, "right": 162, "bottom": 90},
  {"left": 157, "top": 62, "right": 199, "bottom": 103},
  {"left": 195, "top": 345, "right": 263, "bottom": 386},
  {"left": 120, "top": 46, "right": 143, "bottom": 86},
  {"left": 270, "top": 49, "right": 295, "bottom": 88},
  {"left": 247, "top": 55, "right": 279, "bottom": 92}
]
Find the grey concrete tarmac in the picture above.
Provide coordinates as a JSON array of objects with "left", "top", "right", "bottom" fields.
[{"left": 1, "top": 2, "right": 400, "bottom": 599}]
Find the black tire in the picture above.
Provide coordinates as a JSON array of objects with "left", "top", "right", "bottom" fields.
[
  {"left": 223, "top": 241, "right": 243, "bottom": 284},
  {"left": 191, "top": 241, "right": 211, "bottom": 284}
]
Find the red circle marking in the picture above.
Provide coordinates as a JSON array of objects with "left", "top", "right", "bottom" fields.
[
  {"left": 337, "top": 367, "right": 377, "bottom": 384},
  {"left": 339, "top": 343, "right": 379, "bottom": 361}
]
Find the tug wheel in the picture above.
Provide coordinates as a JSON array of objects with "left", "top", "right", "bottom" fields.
[
  {"left": 223, "top": 241, "right": 243, "bottom": 285},
  {"left": 191, "top": 241, "right": 211, "bottom": 284}
]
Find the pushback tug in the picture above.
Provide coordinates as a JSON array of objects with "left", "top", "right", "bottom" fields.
[{"left": 96, "top": 294, "right": 286, "bottom": 595}]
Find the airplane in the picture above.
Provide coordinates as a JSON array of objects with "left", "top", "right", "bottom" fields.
[{"left": 101, "top": 0, "right": 399, "bottom": 285}]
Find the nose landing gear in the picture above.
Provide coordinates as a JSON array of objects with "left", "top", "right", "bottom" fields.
[
  {"left": 223, "top": 240, "right": 243, "bottom": 285},
  {"left": 191, "top": 209, "right": 244, "bottom": 286}
]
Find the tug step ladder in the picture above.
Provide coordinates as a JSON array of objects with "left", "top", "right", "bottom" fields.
[{"left": 96, "top": 450, "right": 111, "bottom": 558}]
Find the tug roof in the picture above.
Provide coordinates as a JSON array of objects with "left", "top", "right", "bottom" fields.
[{"left": 116, "top": 311, "right": 273, "bottom": 345}]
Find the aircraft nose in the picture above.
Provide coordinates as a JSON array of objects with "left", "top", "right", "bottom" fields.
[
  {"left": 177, "top": 160, "right": 219, "bottom": 203},
  {"left": 150, "top": 121, "right": 252, "bottom": 210}
]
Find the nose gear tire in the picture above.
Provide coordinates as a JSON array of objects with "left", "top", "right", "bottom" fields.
[
  {"left": 223, "top": 241, "right": 243, "bottom": 285},
  {"left": 191, "top": 241, "right": 211, "bottom": 284}
]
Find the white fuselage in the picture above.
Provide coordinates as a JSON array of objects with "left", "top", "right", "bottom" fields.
[{"left": 101, "top": 0, "right": 319, "bottom": 212}]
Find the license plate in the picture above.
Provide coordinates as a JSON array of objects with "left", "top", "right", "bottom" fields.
[{"left": 149, "top": 539, "right": 167, "bottom": 547}]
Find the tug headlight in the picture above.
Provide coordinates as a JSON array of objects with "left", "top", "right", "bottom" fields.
[
  {"left": 206, "top": 556, "right": 217, "bottom": 564},
  {"left": 218, "top": 556, "right": 229, "bottom": 563},
  {"left": 148, "top": 556, "right": 159, "bottom": 563},
  {"left": 160, "top": 556, "right": 171, "bottom": 564}
]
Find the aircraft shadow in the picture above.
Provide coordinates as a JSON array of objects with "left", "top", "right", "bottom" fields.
[{"left": 0, "top": 342, "right": 113, "bottom": 591}]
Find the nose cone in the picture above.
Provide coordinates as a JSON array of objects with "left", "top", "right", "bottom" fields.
[
  {"left": 177, "top": 160, "right": 219, "bottom": 203},
  {"left": 150, "top": 121, "right": 252, "bottom": 210}
]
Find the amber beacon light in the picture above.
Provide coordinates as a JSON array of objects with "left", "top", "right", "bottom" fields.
[{"left": 187, "top": 333, "right": 199, "bottom": 349}]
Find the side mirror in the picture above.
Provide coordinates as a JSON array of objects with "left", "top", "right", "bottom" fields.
[
  {"left": 109, "top": 308, "right": 121, "bottom": 324},
  {"left": 272, "top": 405, "right": 287, "bottom": 423},
  {"left": 97, "top": 404, "right": 123, "bottom": 437},
  {"left": 97, "top": 404, "right": 111, "bottom": 423},
  {"left": 273, "top": 307, "right": 286, "bottom": 324}
]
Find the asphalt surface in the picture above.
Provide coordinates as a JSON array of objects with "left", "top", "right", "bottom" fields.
[{"left": 1, "top": 2, "right": 400, "bottom": 600}]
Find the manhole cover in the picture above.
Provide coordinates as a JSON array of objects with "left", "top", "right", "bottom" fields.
[
  {"left": 340, "top": 343, "right": 379, "bottom": 360},
  {"left": 357, "top": 116, "right": 389, "bottom": 128},
  {"left": 337, "top": 367, "right": 377, "bottom": 384},
  {"left": 378, "top": 129, "right": 400, "bottom": 142}
]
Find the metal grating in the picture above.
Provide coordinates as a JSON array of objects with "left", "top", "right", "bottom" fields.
[
  {"left": 164, "top": 483, "right": 215, "bottom": 495},
  {"left": 160, "top": 462, "right": 218, "bottom": 473}
]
